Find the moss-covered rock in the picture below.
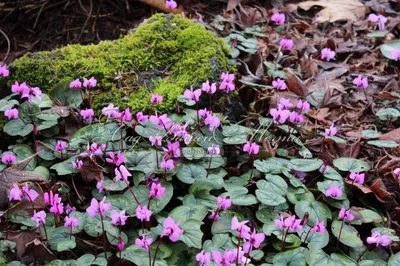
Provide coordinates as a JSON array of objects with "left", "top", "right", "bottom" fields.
[{"left": 8, "top": 14, "right": 230, "bottom": 113}]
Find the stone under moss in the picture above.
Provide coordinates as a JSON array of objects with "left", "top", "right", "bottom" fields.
[{"left": 8, "top": 14, "right": 230, "bottom": 113}]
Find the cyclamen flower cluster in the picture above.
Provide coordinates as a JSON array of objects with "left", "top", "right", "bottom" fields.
[
  {"left": 101, "top": 104, "right": 132, "bottom": 122},
  {"left": 353, "top": 75, "right": 368, "bottom": 89},
  {"left": 165, "top": 0, "right": 177, "bottom": 9},
  {"left": 390, "top": 48, "right": 400, "bottom": 61},
  {"left": 394, "top": 168, "right": 400, "bottom": 180},
  {"left": 325, "top": 184, "right": 343, "bottom": 198},
  {"left": 69, "top": 77, "right": 97, "bottom": 89},
  {"left": 279, "top": 39, "right": 294, "bottom": 51},
  {"left": 44, "top": 191, "right": 64, "bottom": 215},
  {"left": 275, "top": 214, "right": 303, "bottom": 232},
  {"left": 9, "top": 183, "right": 39, "bottom": 201},
  {"left": 367, "top": 231, "right": 391, "bottom": 247},
  {"left": 11, "top": 81, "right": 42, "bottom": 102},
  {"left": 271, "top": 13, "right": 285, "bottom": 25},
  {"left": 79, "top": 142, "right": 106, "bottom": 159},
  {"left": 270, "top": 98, "right": 310, "bottom": 124},
  {"left": 321, "top": 48, "right": 336, "bottom": 61}
]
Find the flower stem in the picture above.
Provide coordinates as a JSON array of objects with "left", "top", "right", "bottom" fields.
[
  {"left": 206, "top": 154, "right": 213, "bottom": 177},
  {"left": 152, "top": 237, "right": 162, "bottom": 266},
  {"left": 236, "top": 237, "right": 241, "bottom": 266},
  {"left": 248, "top": 155, "right": 254, "bottom": 183},
  {"left": 41, "top": 223, "right": 48, "bottom": 241},
  {"left": 124, "top": 180, "right": 140, "bottom": 205},
  {"left": 356, "top": 246, "right": 371, "bottom": 262},
  {"left": 336, "top": 220, "right": 344, "bottom": 247},
  {"left": 304, "top": 227, "right": 312, "bottom": 243},
  {"left": 281, "top": 228, "right": 288, "bottom": 251},
  {"left": 100, "top": 214, "right": 107, "bottom": 260}
]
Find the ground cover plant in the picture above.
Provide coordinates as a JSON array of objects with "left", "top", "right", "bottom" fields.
[{"left": 0, "top": 0, "right": 400, "bottom": 265}]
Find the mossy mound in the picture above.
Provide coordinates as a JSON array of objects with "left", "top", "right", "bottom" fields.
[{"left": 8, "top": 14, "right": 230, "bottom": 113}]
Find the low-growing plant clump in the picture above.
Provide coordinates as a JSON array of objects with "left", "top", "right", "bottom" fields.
[{"left": 0, "top": 5, "right": 400, "bottom": 266}]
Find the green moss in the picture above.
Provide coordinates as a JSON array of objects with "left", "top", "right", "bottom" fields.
[{"left": 10, "top": 14, "right": 230, "bottom": 113}]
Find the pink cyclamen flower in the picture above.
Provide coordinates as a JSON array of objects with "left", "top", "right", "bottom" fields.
[
  {"left": 283, "top": 215, "right": 303, "bottom": 232},
  {"left": 184, "top": 88, "right": 202, "bottom": 102},
  {"left": 219, "top": 72, "right": 235, "bottom": 93},
  {"left": 353, "top": 75, "right": 368, "bottom": 89},
  {"left": 80, "top": 108, "right": 94, "bottom": 121},
  {"left": 231, "top": 216, "right": 251, "bottom": 239},
  {"left": 217, "top": 196, "right": 232, "bottom": 211},
  {"left": 149, "top": 182, "right": 166, "bottom": 199},
  {"left": 136, "top": 111, "right": 148, "bottom": 123},
  {"left": 310, "top": 218, "right": 326, "bottom": 234},
  {"left": 21, "top": 184, "right": 39, "bottom": 201},
  {"left": 165, "top": 0, "right": 177, "bottom": 9},
  {"left": 149, "top": 135, "right": 162, "bottom": 147},
  {"left": 96, "top": 180, "right": 104, "bottom": 193},
  {"left": 21, "top": 86, "right": 42, "bottom": 102},
  {"left": 389, "top": 48, "right": 400, "bottom": 61},
  {"left": 2, "top": 152, "right": 16, "bottom": 165},
  {"left": 55, "top": 140, "right": 67, "bottom": 152},
  {"left": 86, "top": 196, "right": 111, "bottom": 217},
  {"left": 349, "top": 172, "right": 365, "bottom": 185},
  {"left": 4, "top": 108, "right": 19, "bottom": 120},
  {"left": 368, "top": 14, "right": 387, "bottom": 31},
  {"left": 9, "top": 184, "right": 23, "bottom": 201},
  {"left": 111, "top": 210, "right": 129, "bottom": 226},
  {"left": 0, "top": 64, "right": 9, "bottom": 77},
  {"left": 366, "top": 231, "right": 391, "bottom": 247},
  {"left": 102, "top": 104, "right": 119, "bottom": 118},
  {"left": 69, "top": 79, "right": 82, "bottom": 89},
  {"left": 394, "top": 168, "right": 400, "bottom": 180},
  {"left": 151, "top": 94, "right": 163, "bottom": 104},
  {"left": 72, "top": 159, "right": 83, "bottom": 169},
  {"left": 243, "top": 229, "right": 265, "bottom": 253},
  {"left": 44, "top": 191, "right": 63, "bottom": 215},
  {"left": 117, "top": 240, "right": 125, "bottom": 251},
  {"left": 324, "top": 184, "right": 343, "bottom": 198},
  {"left": 83, "top": 77, "right": 97, "bottom": 89},
  {"left": 289, "top": 111, "right": 304, "bottom": 124},
  {"left": 204, "top": 113, "right": 221, "bottom": 131},
  {"left": 65, "top": 204, "right": 76, "bottom": 215},
  {"left": 135, "top": 235, "right": 153, "bottom": 252},
  {"left": 208, "top": 210, "right": 220, "bottom": 221},
  {"left": 243, "top": 141, "right": 260, "bottom": 155},
  {"left": 106, "top": 151, "right": 125, "bottom": 166},
  {"left": 115, "top": 165, "right": 132, "bottom": 182},
  {"left": 208, "top": 145, "right": 220, "bottom": 155},
  {"left": 136, "top": 205, "right": 152, "bottom": 222},
  {"left": 324, "top": 124, "right": 338, "bottom": 137},
  {"left": 280, "top": 39, "right": 294, "bottom": 50},
  {"left": 270, "top": 108, "right": 290, "bottom": 124},
  {"left": 272, "top": 78, "right": 287, "bottom": 91},
  {"left": 202, "top": 80, "right": 217, "bottom": 94},
  {"left": 271, "top": 13, "right": 285, "bottom": 25},
  {"left": 11, "top": 81, "right": 29, "bottom": 94},
  {"left": 160, "top": 159, "right": 175, "bottom": 171},
  {"left": 212, "top": 250, "right": 235, "bottom": 266},
  {"left": 339, "top": 208, "right": 354, "bottom": 221},
  {"left": 161, "top": 217, "right": 184, "bottom": 242},
  {"left": 32, "top": 211, "right": 47, "bottom": 228},
  {"left": 117, "top": 108, "right": 132, "bottom": 122},
  {"left": 196, "top": 250, "right": 211, "bottom": 266},
  {"left": 296, "top": 100, "right": 310, "bottom": 113},
  {"left": 64, "top": 216, "right": 80, "bottom": 228},
  {"left": 321, "top": 48, "right": 336, "bottom": 61},
  {"left": 278, "top": 98, "right": 294, "bottom": 109}
]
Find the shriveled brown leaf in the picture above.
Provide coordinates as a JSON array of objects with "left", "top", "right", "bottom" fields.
[
  {"left": 316, "top": 67, "right": 348, "bottom": 81},
  {"left": 379, "top": 128, "right": 400, "bottom": 143},
  {"left": 370, "top": 178, "right": 394, "bottom": 203},
  {"left": 7, "top": 231, "right": 39, "bottom": 259},
  {"left": 284, "top": 69, "right": 312, "bottom": 97},
  {"left": 41, "top": 106, "right": 74, "bottom": 118},
  {"left": 307, "top": 108, "right": 331, "bottom": 123},
  {"left": 227, "top": 0, "right": 241, "bottom": 11},
  {"left": 288, "top": 0, "right": 366, "bottom": 23},
  {"left": 24, "top": 239, "right": 55, "bottom": 263},
  {"left": 78, "top": 159, "right": 105, "bottom": 182}
]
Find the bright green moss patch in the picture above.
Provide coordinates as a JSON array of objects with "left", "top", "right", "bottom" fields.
[{"left": 9, "top": 14, "right": 230, "bottom": 113}]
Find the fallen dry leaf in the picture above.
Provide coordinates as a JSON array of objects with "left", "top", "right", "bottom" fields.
[
  {"left": 288, "top": 0, "right": 366, "bottom": 23},
  {"left": 379, "top": 128, "right": 400, "bottom": 143}
]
